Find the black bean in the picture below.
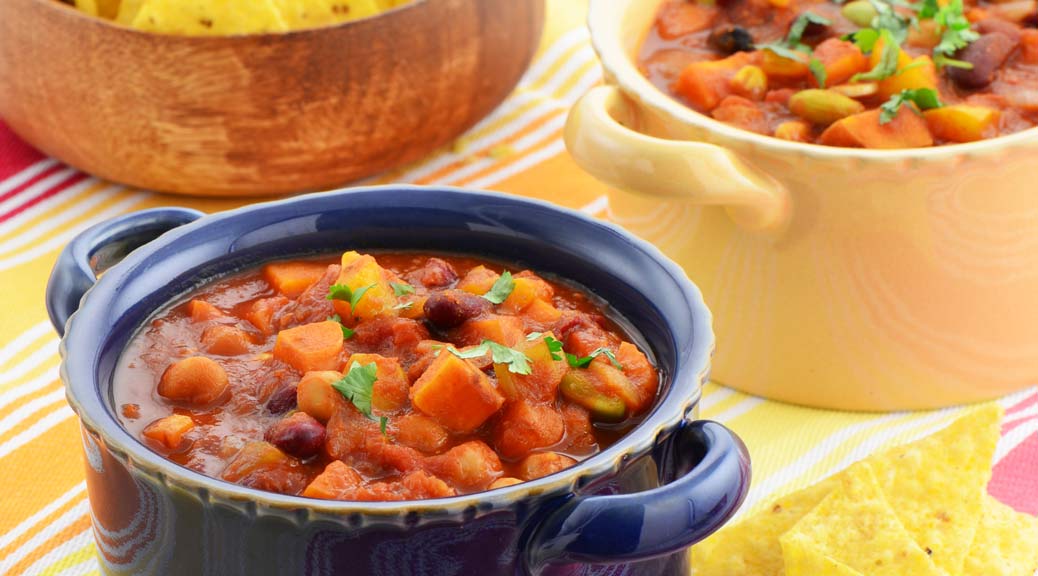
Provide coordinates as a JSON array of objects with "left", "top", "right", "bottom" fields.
[
  {"left": 423, "top": 290, "right": 491, "bottom": 330},
  {"left": 949, "top": 33, "right": 1017, "bottom": 89},
  {"left": 708, "top": 26, "right": 756, "bottom": 54},
  {"left": 265, "top": 412, "right": 326, "bottom": 459}
]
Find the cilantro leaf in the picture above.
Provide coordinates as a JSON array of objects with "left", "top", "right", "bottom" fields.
[
  {"left": 852, "top": 29, "right": 901, "bottom": 82},
  {"left": 849, "top": 28, "right": 881, "bottom": 52},
  {"left": 349, "top": 284, "right": 375, "bottom": 311},
  {"left": 482, "top": 271, "right": 515, "bottom": 304},
  {"left": 332, "top": 361, "right": 379, "bottom": 418},
  {"left": 933, "top": 53, "right": 974, "bottom": 69},
  {"left": 543, "top": 336, "right": 564, "bottom": 361},
  {"left": 879, "top": 88, "right": 942, "bottom": 124},
  {"left": 868, "top": 0, "right": 912, "bottom": 43},
  {"left": 443, "top": 339, "right": 533, "bottom": 375},
  {"left": 379, "top": 416, "right": 388, "bottom": 436},
  {"left": 808, "top": 57, "right": 828, "bottom": 88},
  {"left": 327, "top": 283, "right": 376, "bottom": 313},
  {"left": 917, "top": 0, "right": 939, "bottom": 19},
  {"left": 390, "top": 282, "right": 415, "bottom": 296},
  {"left": 566, "top": 347, "right": 624, "bottom": 371},
  {"left": 328, "top": 314, "right": 355, "bottom": 339},
  {"left": 757, "top": 12, "right": 830, "bottom": 62},
  {"left": 932, "top": 0, "right": 978, "bottom": 63}
]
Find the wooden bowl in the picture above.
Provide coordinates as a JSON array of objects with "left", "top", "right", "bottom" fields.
[{"left": 0, "top": 0, "right": 544, "bottom": 195}]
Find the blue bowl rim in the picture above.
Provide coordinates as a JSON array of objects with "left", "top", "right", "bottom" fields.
[{"left": 60, "top": 184, "right": 715, "bottom": 517}]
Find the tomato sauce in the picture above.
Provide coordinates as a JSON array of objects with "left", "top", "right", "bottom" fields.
[
  {"left": 114, "top": 251, "right": 660, "bottom": 501},
  {"left": 639, "top": 0, "right": 1038, "bottom": 147}
]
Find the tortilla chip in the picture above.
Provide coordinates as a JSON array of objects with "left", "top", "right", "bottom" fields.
[
  {"left": 866, "top": 405, "right": 1001, "bottom": 576},
  {"left": 75, "top": 0, "right": 99, "bottom": 16},
  {"left": 962, "top": 494, "right": 1038, "bottom": 576},
  {"left": 131, "top": 0, "right": 289, "bottom": 35},
  {"left": 782, "top": 463, "right": 942, "bottom": 576},
  {"left": 691, "top": 476, "right": 840, "bottom": 575},
  {"left": 270, "top": 0, "right": 340, "bottom": 28},
  {"left": 116, "top": 0, "right": 145, "bottom": 24},
  {"left": 781, "top": 532, "right": 863, "bottom": 576}
]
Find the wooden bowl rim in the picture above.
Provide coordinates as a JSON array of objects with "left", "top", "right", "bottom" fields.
[{"left": 36, "top": 0, "right": 430, "bottom": 41}]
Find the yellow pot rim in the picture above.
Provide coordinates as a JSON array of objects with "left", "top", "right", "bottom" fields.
[{"left": 588, "top": 0, "right": 1038, "bottom": 163}]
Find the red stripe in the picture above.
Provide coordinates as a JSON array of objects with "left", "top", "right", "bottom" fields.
[
  {"left": 1003, "top": 410, "right": 1037, "bottom": 434},
  {"left": 0, "top": 122, "right": 45, "bottom": 181},
  {"left": 989, "top": 429, "right": 1038, "bottom": 515},
  {"left": 0, "top": 164, "right": 65, "bottom": 206},
  {"left": 0, "top": 173, "right": 87, "bottom": 224},
  {"left": 1005, "top": 390, "right": 1038, "bottom": 416}
]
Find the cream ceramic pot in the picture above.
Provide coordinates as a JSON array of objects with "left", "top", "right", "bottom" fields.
[{"left": 565, "top": 0, "right": 1038, "bottom": 411}]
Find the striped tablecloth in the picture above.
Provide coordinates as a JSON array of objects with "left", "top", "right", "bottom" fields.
[{"left": 1, "top": 1, "right": 1036, "bottom": 574}]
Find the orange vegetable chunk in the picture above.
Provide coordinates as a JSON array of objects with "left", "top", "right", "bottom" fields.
[
  {"left": 760, "top": 49, "right": 809, "bottom": 81},
  {"left": 500, "top": 273, "right": 554, "bottom": 314},
  {"left": 331, "top": 251, "right": 398, "bottom": 322},
  {"left": 393, "top": 413, "right": 449, "bottom": 453},
  {"left": 346, "top": 353, "right": 409, "bottom": 413},
  {"left": 263, "top": 261, "right": 329, "bottom": 298},
  {"left": 657, "top": 0, "right": 718, "bottom": 39},
  {"left": 820, "top": 107, "right": 934, "bottom": 149},
  {"left": 186, "top": 299, "right": 222, "bottom": 322},
  {"left": 675, "top": 52, "right": 753, "bottom": 111},
  {"left": 493, "top": 400, "right": 565, "bottom": 460},
  {"left": 425, "top": 440, "right": 504, "bottom": 490},
  {"left": 274, "top": 321, "right": 344, "bottom": 373},
  {"left": 812, "top": 39, "right": 868, "bottom": 87},
  {"left": 457, "top": 265, "right": 500, "bottom": 295},
  {"left": 201, "top": 325, "right": 251, "bottom": 356},
  {"left": 494, "top": 333, "right": 568, "bottom": 402},
  {"left": 158, "top": 356, "right": 229, "bottom": 406},
  {"left": 616, "top": 342, "right": 660, "bottom": 414},
  {"left": 516, "top": 452, "right": 577, "bottom": 481},
  {"left": 302, "top": 460, "right": 363, "bottom": 500},
  {"left": 142, "top": 414, "right": 194, "bottom": 450},
  {"left": 924, "top": 105, "right": 1000, "bottom": 143},
  {"left": 523, "top": 298, "right": 563, "bottom": 325},
  {"left": 455, "top": 315, "right": 525, "bottom": 347},
  {"left": 243, "top": 296, "right": 289, "bottom": 335},
  {"left": 878, "top": 55, "right": 938, "bottom": 99},
  {"left": 410, "top": 352, "right": 504, "bottom": 433}
]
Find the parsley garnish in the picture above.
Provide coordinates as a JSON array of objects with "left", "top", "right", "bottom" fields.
[
  {"left": 544, "top": 336, "right": 564, "bottom": 361},
  {"left": 442, "top": 340, "right": 533, "bottom": 375},
  {"left": 808, "top": 58, "right": 828, "bottom": 88},
  {"left": 848, "top": 28, "right": 880, "bottom": 52},
  {"left": 390, "top": 282, "right": 415, "bottom": 296},
  {"left": 867, "top": 0, "right": 913, "bottom": 43},
  {"left": 566, "top": 347, "right": 624, "bottom": 371},
  {"left": 326, "top": 283, "right": 376, "bottom": 314},
  {"left": 758, "top": 12, "right": 831, "bottom": 63},
  {"left": 879, "top": 88, "right": 942, "bottom": 124},
  {"left": 327, "top": 314, "right": 355, "bottom": 339},
  {"left": 393, "top": 301, "right": 414, "bottom": 311},
  {"left": 852, "top": 29, "right": 901, "bottom": 82},
  {"left": 482, "top": 271, "right": 515, "bottom": 304},
  {"left": 932, "top": 0, "right": 978, "bottom": 67},
  {"left": 332, "top": 362, "right": 387, "bottom": 433}
]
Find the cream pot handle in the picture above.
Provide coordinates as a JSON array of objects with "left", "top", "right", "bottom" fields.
[{"left": 565, "top": 85, "right": 790, "bottom": 233}]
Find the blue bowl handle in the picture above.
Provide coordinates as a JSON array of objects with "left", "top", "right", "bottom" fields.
[
  {"left": 524, "top": 420, "right": 750, "bottom": 573},
  {"left": 45, "top": 208, "right": 205, "bottom": 336}
]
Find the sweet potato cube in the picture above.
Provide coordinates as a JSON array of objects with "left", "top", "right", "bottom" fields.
[
  {"left": 760, "top": 49, "right": 809, "bottom": 81},
  {"left": 924, "top": 105, "right": 1000, "bottom": 143},
  {"left": 500, "top": 274, "right": 554, "bottom": 313},
  {"left": 516, "top": 452, "right": 577, "bottom": 481},
  {"left": 243, "top": 296, "right": 289, "bottom": 335},
  {"left": 221, "top": 441, "right": 295, "bottom": 483},
  {"left": 879, "top": 55, "right": 938, "bottom": 99},
  {"left": 142, "top": 414, "right": 194, "bottom": 450},
  {"left": 346, "top": 353, "right": 409, "bottom": 412},
  {"left": 675, "top": 52, "right": 753, "bottom": 111},
  {"left": 263, "top": 261, "right": 329, "bottom": 298},
  {"left": 331, "top": 251, "right": 398, "bottom": 322},
  {"left": 820, "top": 107, "right": 934, "bottom": 149},
  {"left": 273, "top": 321, "right": 344, "bottom": 373},
  {"left": 812, "top": 39, "right": 868, "bottom": 87},
  {"left": 201, "top": 325, "right": 251, "bottom": 356},
  {"left": 302, "top": 461, "right": 363, "bottom": 500},
  {"left": 393, "top": 413, "right": 448, "bottom": 453},
  {"left": 411, "top": 352, "right": 504, "bottom": 433},
  {"left": 494, "top": 333, "right": 568, "bottom": 402},
  {"left": 523, "top": 298, "right": 563, "bottom": 325},
  {"left": 615, "top": 342, "right": 660, "bottom": 414},
  {"left": 656, "top": 1, "right": 718, "bottom": 39},
  {"left": 455, "top": 315, "right": 525, "bottom": 347},
  {"left": 186, "top": 299, "right": 223, "bottom": 322},
  {"left": 492, "top": 400, "right": 565, "bottom": 460},
  {"left": 457, "top": 265, "right": 500, "bottom": 295}
]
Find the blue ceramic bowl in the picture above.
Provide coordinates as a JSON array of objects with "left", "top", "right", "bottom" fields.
[{"left": 46, "top": 186, "right": 749, "bottom": 576}]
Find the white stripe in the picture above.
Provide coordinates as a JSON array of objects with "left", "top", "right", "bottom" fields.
[
  {"left": 0, "top": 404, "right": 74, "bottom": 461},
  {"left": 0, "top": 499, "right": 88, "bottom": 574},
  {"left": 0, "top": 193, "right": 148, "bottom": 271},
  {"left": 995, "top": 417, "right": 1038, "bottom": 463},
  {"left": 0, "top": 322, "right": 52, "bottom": 370},
  {"left": 1006, "top": 404, "right": 1038, "bottom": 426},
  {"left": 0, "top": 168, "right": 78, "bottom": 219},
  {"left": 0, "top": 177, "right": 100, "bottom": 238},
  {"left": 463, "top": 140, "right": 567, "bottom": 190},
  {"left": 517, "top": 27, "right": 591, "bottom": 86},
  {"left": 20, "top": 528, "right": 94, "bottom": 576},
  {"left": 0, "top": 366, "right": 60, "bottom": 413},
  {"left": 578, "top": 196, "right": 609, "bottom": 216},
  {"left": 710, "top": 396, "right": 765, "bottom": 425},
  {"left": 0, "top": 388, "right": 67, "bottom": 438},
  {"left": 0, "top": 482, "right": 86, "bottom": 553},
  {"left": 556, "top": 59, "right": 603, "bottom": 107},
  {"left": 0, "top": 183, "right": 123, "bottom": 256},
  {"left": 0, "top": 159, "right": 59, "bottom": 196},
  {"left": 0, "top": 338, "right": 59, "bottom": 387},
  {"left": 435, "top": 114, "right": 570, "bottom": 186},
  {"left": 700, "top": 387, "right": 737, "bottom": 413}
]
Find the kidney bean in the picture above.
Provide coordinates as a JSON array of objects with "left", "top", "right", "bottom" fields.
[
  {"left": 265, "top": 412, "right": 326, "bottom": 459},
  {"left": 708, "top": 26, "right": 755, "bottom": 54},
  {"left": 977, "top": 18, "right": 1022, "bottom": 43},
  {"left": 950, "top": 33, "right": 1018, "bottom": 89},
  {"left": 265, "top": 382, "right": 298, "bottom": 414},
  {"left": 423, "top": 290, "right": 491, "bottom": 330},
  {"left": 413, "top": 258, "right": 458, "bottom": 289}
]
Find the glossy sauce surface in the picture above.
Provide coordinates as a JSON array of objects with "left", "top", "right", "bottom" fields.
[{"left": 114, "top": 252, "right": 660, "bottom": 501}]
